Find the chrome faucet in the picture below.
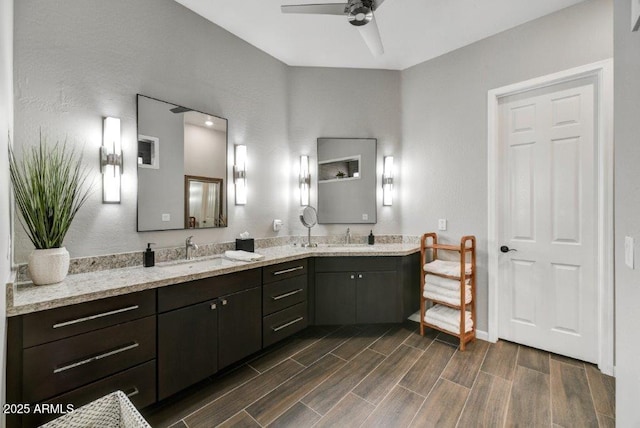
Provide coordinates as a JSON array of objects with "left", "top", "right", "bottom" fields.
[
  {"left": 185, "top": 236, "right": 199, "bottom": 260},
  {"left": 345, "top": 228, "right": 351, "bottom": 245}
]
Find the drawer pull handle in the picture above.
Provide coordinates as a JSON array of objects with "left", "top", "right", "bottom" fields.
[
  {"left": 125, "top": 387, "right": 140, "bottom": 398},
  {"left": 272, "top": 317, "right": 304, "bottom": 332},
  {"left": 273, "top": 266, "right": 304, "bottom": 276},
  {"left": 272, "top": 289, "right": 303, "bottom": 301},
  {"left": 53, "top": 342, "right": 139, "bottom": 374},
  {"left": 53, "top": 305, "right": 140, "bottom": 329}
]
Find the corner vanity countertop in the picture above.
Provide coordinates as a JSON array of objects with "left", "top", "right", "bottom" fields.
[{"left": 6, "top": 243, "right": 419, "bottom": 317}]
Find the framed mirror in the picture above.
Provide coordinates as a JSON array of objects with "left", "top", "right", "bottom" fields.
[
  {"left": 185, "top": 176, "right": 224, "bottom": 229},
  {"left": 317, "top": 138, "right": 377, "bottom": 224},
  {"left": 136, "top": 95, "right": 228, "bottom": 231}
]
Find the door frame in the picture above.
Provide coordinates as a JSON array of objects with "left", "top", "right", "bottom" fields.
[{"left": 487, "top": 59, "right": 614, "bottom": 375}]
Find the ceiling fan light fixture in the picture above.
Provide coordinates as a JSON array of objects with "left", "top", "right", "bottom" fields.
[{"left": 347, "top": 1, "right": 372, "bottom": 26}]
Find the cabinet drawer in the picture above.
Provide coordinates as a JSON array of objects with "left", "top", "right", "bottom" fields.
[
  {"left": 23, "top": 316, "right": 156, "bottom": 403},
  {"left": 315, "top": 256, "right": 398, "bottom": 273},
  {"left": 263, "top": 259, "right": 308, "bottom": 284},
  {"left": 22, "top": 290, "right": 156, "bottom": 348},
  {"left": 263, "top": 275, "right": 307, "bottom": 316},
  {"left": 158, "top": 269, "right": 261, "bottom": 312},
  {"left": 23, "top": 360, "right": 156, "bottom": 427},
  {"left": 263, "top": 302, "right": 308, "bottom": 347}
]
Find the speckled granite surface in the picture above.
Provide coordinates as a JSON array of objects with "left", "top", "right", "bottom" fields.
[
  {"left": 6, "top": 241, "right": 420, "bottom": 317},
  {"left": 15, "top": 235, "right": 414, "bottom": 281}
]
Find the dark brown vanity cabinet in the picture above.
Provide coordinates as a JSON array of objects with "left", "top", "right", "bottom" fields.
[
  {"left": 262, "top": 259, "right": 309, "bottom": 346},
  {"left": 157, "top": 269, "right": 262, "bottom": 400},
  {"left": 315, "top": 255, "right": 419, "bottom": 325},
  {"left": 7, "top": 290, "right": 157, "bottom": 427}
]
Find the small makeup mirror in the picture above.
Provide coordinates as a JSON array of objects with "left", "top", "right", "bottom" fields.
[{"left": 300, "top": 205, "right": 318, "bottom": 247}]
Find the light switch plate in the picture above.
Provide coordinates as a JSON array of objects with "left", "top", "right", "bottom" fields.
[
  {"left": 438, "top": 219, "right": 447, "bottom": 231},
  {"left": 162, "top": 213, "right": 171, "bottom": 222},
  {"left": 625, "top": 236, "right": 634, "bottom": 269}
]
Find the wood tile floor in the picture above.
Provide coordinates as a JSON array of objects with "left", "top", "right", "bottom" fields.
[{"left": 143, "top": 322, "right": 615, "bottom": 428}]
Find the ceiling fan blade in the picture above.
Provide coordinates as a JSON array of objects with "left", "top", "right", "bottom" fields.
[
  {"left": 372, "top": 0, "right": 386, "bottom": 11},
  {"left": 357, "top": 15, "right": 384, "bottom": 56},
  {"left": 281, "top": 3, "right": 347, "bottom": 15}
]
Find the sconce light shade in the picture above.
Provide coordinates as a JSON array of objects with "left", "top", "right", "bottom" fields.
[
  {"left": 101, "top": 117, "right": 123, "bottom": 203},
  {"left": 382, "top": 155, "right": 394, "bottom": 206},
  {"left": 299, "top": 155, "right": 310, "bottom": 206},
  {"left": 234, "top": 144, "right": 247, "bottom": 205}
]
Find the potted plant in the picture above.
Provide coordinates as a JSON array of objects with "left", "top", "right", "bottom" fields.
[{"left": 9, "top": 138, "right": 92, "bottom": 285}]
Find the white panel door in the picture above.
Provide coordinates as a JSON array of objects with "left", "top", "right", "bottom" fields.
[{"left": 498, "top": 79, "right": 597, "bottom": 363}]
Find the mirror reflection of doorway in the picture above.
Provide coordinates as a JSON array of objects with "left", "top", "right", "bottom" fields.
[{"left": 184, "top": 175, "right": 225, "bottom": 228}]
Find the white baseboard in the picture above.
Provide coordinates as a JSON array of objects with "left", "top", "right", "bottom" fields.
[
  {"left": 600, "top": 364, "right": 615, "bottom": 377},
  {"left": 476, "top": 330, "right": 491, "bottom": 342}
]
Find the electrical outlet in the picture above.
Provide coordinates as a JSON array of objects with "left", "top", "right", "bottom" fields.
[
  {"left": 625, "top": 236, "right": 634, "bottom": 269},
  {"left": 273, "top": 219, "right": 283, "bottom": 232},
  {"left": 438, "top": 219, "right": 447, "bottom": 231},
  {"left": 362, "top": 213, "right": 369, "bottom": 221},
  {"left": 162, "top": 214, "right": 171, "bottom": 222}
]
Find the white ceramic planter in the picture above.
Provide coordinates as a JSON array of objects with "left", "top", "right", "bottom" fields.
[{"left": 28, "top": 247, "right": 70, "bottom": 285}]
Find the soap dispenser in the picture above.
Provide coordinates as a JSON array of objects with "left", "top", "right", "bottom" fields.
[
  {"left": 368, "top": 230, "right": 375, "bottom": 245},
  {"left": 143, "top": 243, "right": 156, "bottom": 267}
]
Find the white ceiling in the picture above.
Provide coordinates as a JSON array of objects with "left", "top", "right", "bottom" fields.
[{"left": 174, "top": 0, "right": 587, "bottom": 70}]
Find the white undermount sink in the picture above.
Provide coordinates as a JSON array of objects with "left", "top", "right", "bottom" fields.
[
  {"left": 157, "top": 255, "right": 224, "bottom": 268},
  {"left": 325, "top": 243, "right": 371, "bottom": 248}
]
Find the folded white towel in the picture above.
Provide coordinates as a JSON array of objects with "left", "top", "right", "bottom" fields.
[
  {"left": 224, "top": 250, "right": 265, "bottom": 262},
  {"left": 424, "top": 259, "right": 472, "bottom": 278},
  {"left": 424, "top": 305, "right": 473, "bottom": 333},
  {"left": 424, "top": 314, "right": 474, "bottom": 334},
  {"left": 425, "top": 274, "right": 470, "bottom": 291},
  {"left": 423, "top": 283, "right": 472, "bottom": 305},
  {"left": 426, "top": 304, "right": 473, "bottom": 325}
]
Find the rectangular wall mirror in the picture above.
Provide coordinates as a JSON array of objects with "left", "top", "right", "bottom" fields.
[
  {"left": 137, "top": 94, "right": 228, "bottom": 231},
  {"left": 317, "top": 138, "right": 377, "bottom": 224}
]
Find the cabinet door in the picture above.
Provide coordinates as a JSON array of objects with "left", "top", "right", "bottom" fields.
[
  {"left": 356, "top": 271, "right": 400, "bottom": 324},
  {"left": 315, "top": 272, "right": 356, "bottom": 325},
  {"left": 157, "top": 300, "right": 218, "bottom": 400},
  {"left": 218, "top": 286, "right": 262, "bottom": 369}
]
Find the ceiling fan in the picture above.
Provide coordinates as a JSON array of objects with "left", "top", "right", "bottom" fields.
[{"left": 281, "top": 0, "right": 387, "bottom": 56}]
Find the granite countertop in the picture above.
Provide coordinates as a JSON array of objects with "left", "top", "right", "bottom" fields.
[{"left": 6, "top": 243, "right": 420, "bottom": 317}]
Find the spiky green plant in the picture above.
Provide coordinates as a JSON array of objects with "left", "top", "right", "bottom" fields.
[{"left": 8, "top": 137, "right": 92, "bottom": 249}]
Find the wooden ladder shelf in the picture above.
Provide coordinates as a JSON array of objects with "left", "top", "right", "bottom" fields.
[{"left": 419, "top": 232, "right": 477, "bottom": 351}]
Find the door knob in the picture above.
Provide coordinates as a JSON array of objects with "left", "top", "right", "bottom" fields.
[
  {"left": 210, "top": 303, "right": 217, "bottom": 310},
  {"left": 500, "top": 246, "right": 517, "bottom": 253},
  {"left": 221, "top": 299, "right": 228, "bottom": 306}
]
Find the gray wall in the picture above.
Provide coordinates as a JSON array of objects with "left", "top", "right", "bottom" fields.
[
  {"left": 13, "top": 0, "right": 291, "bottom": 261},
  {"left": 287, "top": 67, "right": 402, "bottom": 238},
  {"left": 0, "top": 0, "right": 12, "bottom": 419},
  {"left": 614, "top": 0, "right": 640, "bottom": 424},
  {"left": 400, "top": 0, "right": 613, "bottom": 331}
]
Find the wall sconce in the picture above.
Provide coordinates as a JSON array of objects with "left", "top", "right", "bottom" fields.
[
  {"left": 382, "top": 156, "right": 394, "bottom": 206},
  {"left": 234, "top": 144, "right": 247, "bottom": 205},
  {"left": 299, "top": 155, "right": 310, "bottom": 206},
  {"left": 101, "top": 117, "right": 123, "bottom": 203}
]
